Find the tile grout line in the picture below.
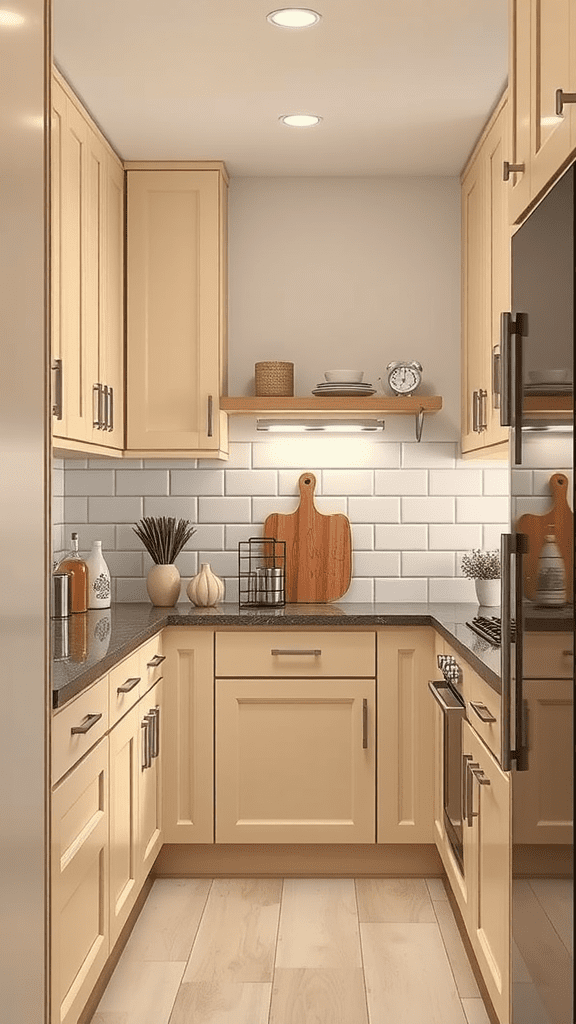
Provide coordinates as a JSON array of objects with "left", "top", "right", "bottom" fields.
[
  {"left": 353, "top": 878, "right": 373, "bottom": 1024},
  {"left": 428, "top": 885, "right": 474, "bottom": 1022},
  {"left": 526, "top": 878, "right": 573, "bottom": 956},
  {"left": 267, "top": 877, "right": 285, "bottom": 1024}
]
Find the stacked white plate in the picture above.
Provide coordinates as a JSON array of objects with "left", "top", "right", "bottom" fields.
[{"left": 312, "top": 381, "right": 376, "bottom": 396}]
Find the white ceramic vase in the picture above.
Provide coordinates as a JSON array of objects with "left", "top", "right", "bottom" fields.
[
  {"left": 187, "top": 562, "right": 225, "bottom": 607},
  {"left": 475, "top": 577, "right": 500, "bottom": 607},
  {"left": 146, "top": 563, "right": 181, "bottom": 607},
  {"left": 86, "top": 540, "right": 111, "bottom": 609}
]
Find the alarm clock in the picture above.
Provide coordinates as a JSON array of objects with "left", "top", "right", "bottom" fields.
[{"left": 386, "top": 361, "right": 423, "bottom": 396}]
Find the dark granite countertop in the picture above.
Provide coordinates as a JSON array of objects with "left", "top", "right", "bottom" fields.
[{"left": 52, "top": 601, "right": 511, "bottom": 708}]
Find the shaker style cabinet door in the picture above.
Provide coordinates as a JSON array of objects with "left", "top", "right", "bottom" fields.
[
  {"left": 507, "top": 0, "right": 533, "bottom": 224},
  {"left": 126, "top": 167, "right": 228, "bottom": 457},
  {"left": 215, "top": 678, "right": 376, "bottom": 843},
  {"left": 109, "top": 701, "right": 140, "bottom": 949},
  {"left": 461, "top": 151, "right": 485, "bottom": 454}
]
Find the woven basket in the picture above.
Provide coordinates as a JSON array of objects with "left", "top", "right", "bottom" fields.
[{"left": 255, "top": 361, "right": 294, "bottom": 397}]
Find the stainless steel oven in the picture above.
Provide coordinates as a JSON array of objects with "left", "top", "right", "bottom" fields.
[{"left": 428, "top": 654, "right": 466, "bottom": 872}]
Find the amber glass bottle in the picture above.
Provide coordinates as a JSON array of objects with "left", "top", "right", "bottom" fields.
[{"left": 57, "top": 533, "right": 89, "bottom": 613}]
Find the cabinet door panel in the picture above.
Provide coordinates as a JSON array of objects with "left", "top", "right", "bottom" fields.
[
  {"left": 508, "top": 0, "right": 533, "bottom": 223},
  {"left": 377, "top": 628, "right": 435, "bottom": 843},
  {"left": 109, "top": 702, "right": 139, "bottom": 948},
  {"left": 530, "top": 0, "right": 574, "bottom": 200},
  {"left": 101, "top": 151, "right": 125, "bottom": 450},
  {"left": 216, "top": 678, "right": 375, "bottom": 843},
  {"left": 139, "top": 680, "right": 163, "bottom": 877},
  {"left": 51, "top": 738, "right": 109, "bottom": 1024},
  {"left": 127, "top": 170, "right": 224, "bottom": 452},
  {"left": 485, "top": 103, "right": 511, "bottom": 448},
  {"left": 461, "top": 156, "right": 486, "bottom": 453}
]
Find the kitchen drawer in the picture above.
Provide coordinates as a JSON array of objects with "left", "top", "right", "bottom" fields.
[
  {"left": 139, "top": 633, "right": 165, "bottom": 694},
  {"left": 462, "top": 662, "right": 501, "bottom": 762},
  {"left": 215, "top": 630, "right": 376, "bottom": 678},
  {"left": 523, "top": 632, "right": 573, "bottom": 679},
  {"left": 52, "top": 674, "right": 109, "bottom": 784},
  {"left": 109, "top": 648, "right": 144, "bottom": 727}
]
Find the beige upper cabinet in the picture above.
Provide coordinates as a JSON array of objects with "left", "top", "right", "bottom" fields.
[
  {"left": 377, "top": 628, "right": 435, "bottom": 843},
  {"left": 461, "top": 95, "right": 510, "bottom": 457},
  {"left": 126, "top": 166, "right": 229, "bottom": 458},
  {"left": 508, "top": 0, "right": 576, "bottom": 224},
  {"left": 51, "top": 70, "right": 124, "bottom": 456}
]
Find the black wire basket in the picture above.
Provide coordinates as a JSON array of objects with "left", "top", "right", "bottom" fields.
[{"left": 238, "top": 537, "right": 286, "bottom": 607}]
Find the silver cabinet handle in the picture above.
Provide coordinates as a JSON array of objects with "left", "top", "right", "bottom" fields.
[
  {"left": 492, "top": 346, "right": 501, "bottom": 409},
  {"left": 93, "top": 383, "right": 102, "bottom": 429},
  {"left": 469, "top": 765, "right": 490, "bottom": 826},
  {"left": 52, "top": 359, "right": 63, "bottom": 420},
  {"left": 147, "top": 654, "right": 166, "bottom": 668},
  {"left": 207, "top": 394, "right": 213, "bottom": 437},
  {"left": 465, "top": 759, "right": 479, "bottom": 826},
  {"left": 103, "top": 385, "right": 110, "bottom": 430},
  {"left": 462, "top": 754, "right": 474, "bottom": 824},
  {"left": 271, "top": 649, "right": 322, "bottom": 656},
  {"left": 478, "top": 389, "right": 488, "bottom": 431},
  {"left": 472, "top": 389, "right": 479, "bottom": 433},
  {"left": 502, "top": 160, "right": 525, "bottom": 181},
  {"left": 109, "top": 386, "right": 114, "bottom": 431},
  {"left": 362, "top": 698, "right": 368, "bottom": 749},
  {"left": 141, "top": 718, "right": 151, "bottom": 770},
  {"left": 469, "top": 700, "right": 497, "bottom": 724},
  {"left": 149, "top": 705, "right": 160, "bottom": 758},
  {"left": 428, "top": 680, "right": 465, "bottom": 713},
  {"left": 117, "top": 676, "right": 140, "bottom": 694},
  {"left": 555, "top": 89, "right": 576, "bottom": 115},
  {"left": 71, "top": 712, "right": 102, "bottom": 735}
]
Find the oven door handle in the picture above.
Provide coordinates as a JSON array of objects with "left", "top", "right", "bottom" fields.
[{"left": 428, "top": 680, "right": 465, "bottom": 713}]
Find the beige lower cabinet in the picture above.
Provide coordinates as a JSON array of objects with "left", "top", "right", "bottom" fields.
[
  {"left": 377, "top": 627, "right": 435, "bottom": 842},
  {"left": 462, "top": 719, "right": 511, "bottom": 1024},
  {"left": 161, "top": 628, "right": 214, "bottom": 842},
  {"left": 215, "top": 676, "right": 376, "bottom": 843},
  {"left": 51, "top": 738, "right": 109, "bottom": 1024},
  {"left": 512, "top": 678, "right": 573, "bottom": 844},
  {"left": 108, "top": 679, "right": 163, "bottom": 948}
]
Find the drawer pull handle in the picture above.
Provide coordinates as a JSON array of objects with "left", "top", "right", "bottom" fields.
[
  {"left": 141, "top": 718, "right": 151, "bottom": 770},
  {"left": 71, "top": 712, "right": 102, "bottom": 735},
  {"left": 117, "top": 676, "right": 141, "bottom": 694},
  {"left": 469, "top": 700, "right": 497, "bottom": 724},
  {"left": 147, "top": 654, "right": 166, "bottom": 668},
  {"left": 362, "top": 698, "right": 368, "bottom": 749},
  {"left": 271, "top": 649, "right": 322, "bottom": 656}
]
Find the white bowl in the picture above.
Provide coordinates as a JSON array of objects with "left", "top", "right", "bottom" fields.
[
  {"left": 324, "top": 370, "right": 364, "bottom": 383},
  {"left": 528, "top": 368, "right": 571, "bottom": 384}
]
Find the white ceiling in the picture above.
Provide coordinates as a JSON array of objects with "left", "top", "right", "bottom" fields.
[{"left": 53, "top": 0, "right": 508, "bottom": 177}]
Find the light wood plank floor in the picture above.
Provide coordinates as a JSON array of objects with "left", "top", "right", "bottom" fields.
[{"left": 91, "top": 877, "right": 491, "bottom": 1024}]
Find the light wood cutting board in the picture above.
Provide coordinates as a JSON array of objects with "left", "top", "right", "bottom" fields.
[
  {"left": 516, "top": 472, "right": 573, "bottom": 601},
  {"left": 264, "top": 472, "right": 352, "bottom": 603}
]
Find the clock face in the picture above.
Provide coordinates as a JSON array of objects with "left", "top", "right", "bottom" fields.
[{"left": 387, "top": 362, "right": 422, "bottom": 395}]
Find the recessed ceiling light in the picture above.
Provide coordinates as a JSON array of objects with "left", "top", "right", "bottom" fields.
[
  {"left": 280, "top": 114, "right": 322, "bottom": 127},
  {"left": 0, "top": 8, "right": 25, "bottom": 26},
  {"left": 267, "top": 8, "right": 321, "bottom": 28}
]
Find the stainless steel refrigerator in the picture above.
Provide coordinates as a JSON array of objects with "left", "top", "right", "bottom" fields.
[{"left": 501, "top": 163, "right": 575, "bottom": 1024}]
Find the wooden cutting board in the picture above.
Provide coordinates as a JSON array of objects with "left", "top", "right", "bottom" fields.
[
  {"left": 516, "top": 472, "right": 573, "bottom": 601},
  {"left": 264, "top": 472, "right": 352, "bottom": 603}
]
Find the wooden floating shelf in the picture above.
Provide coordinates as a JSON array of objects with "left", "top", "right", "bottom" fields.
[{"left": 220, "top": 396, "right": 443, "bottom": 441}]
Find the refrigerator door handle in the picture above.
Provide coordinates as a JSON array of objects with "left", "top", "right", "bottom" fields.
[
  {"left": 501, "top": 532, "right": 528, "bottom": 772},
  {"left": 501, "top": 533, "right": 513, "bottom": 771},
  {"left": 499, "top": 312, "right": 527, "bottom": 465},
  {"left": 500, "top": 313, "right": 513, "bottom": 427}
]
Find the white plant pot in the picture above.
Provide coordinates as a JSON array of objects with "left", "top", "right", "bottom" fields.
[
  {"left": 146, "top": 563, "right": 181, "bottom": 607},
  {"left": 187, "top": 562, "right": 225, "bottom": 607},
  {"left": 475, "top": 577, "right": 500, "bottom": 607}
]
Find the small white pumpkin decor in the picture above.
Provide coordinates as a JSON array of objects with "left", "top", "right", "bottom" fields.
[{"left": 187, "top": 562, "right": 225, "bottom": 607}]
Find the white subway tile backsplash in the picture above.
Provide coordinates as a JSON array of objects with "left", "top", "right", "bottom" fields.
[
  {"left": 225, "top": 470, "right": 277, "bottom": 495},
  {"left": 532, "top": 468, "right": 572, "bottom": 495},
  {"left": 199, "top": 496, "right": 251, "bottom": 523},
  {"left": 144, "top": 496, "right": 198, "bottom": 520},
  {"left": 350, "top": 524, "right": 374, "bottom": 550},
  {"left": 429, "top": 577, "right": 476, "bottom": 603},
  {"left": 521, "top": 434, "right": 573, "bottom": 469},
  {"left": 402, "top": 496, "right": 454, "bottom": 523},
  {"left": 375, "top": 469, "right": 427, "bottom": 495},
  {"left": 429, "top": 524, "right": 482, "bottom": 549},
  {"left": 59, "top": 437, "right": 512, "bottom": 602},
  {"left": 349, "top": 497, "right": 400, "bottom": 523},
  {"left": 482, "top": 468, "right": 509, "bottom": 495},
  {"left": 511, "top": 470, "right": 533, "bottom": 496},
  {"left": 456, "top": 496, "right": 508, "bottom": 523},
  {"left": 323, "top": 469, "right": 374, "bottom": 495},
  {"left": 353, "top": 551, "right": 400, "bottom": 577},
  {"left": 375, "top": 578, "right": 428, "bottom": 603},
  {"left": 375, "top": 524, "right": 428, "bottom": 549},
  {"left": 90, "top": 496, "right": 143, "bottom": 523},
  {"left": 116, "top": 470, "right": 169, "bottom": 496},
  {"left": 429, "top": 470, "right": 482, "bottom": 495},
  {"left": 483, "top": 524, "right": 507, "bottom": 550},
  {"left": 402, "top": 551, "right": 455, "bottom": 577},
  {"left": 402, "top": 442, "right": 457, "bottom": 468},
  {"left": 512, "top": 496, "right": 553, "bottom": 518}
]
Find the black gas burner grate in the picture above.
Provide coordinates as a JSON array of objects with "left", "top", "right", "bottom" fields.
[{"left": 465, "top": 616, "right": 516, "bottom": 646}]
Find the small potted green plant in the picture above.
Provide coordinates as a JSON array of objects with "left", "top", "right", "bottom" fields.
[
  {"left": 133, "top": 516, "right": 196, "bottom": 607},
  {"left": 461, "top": 549, "right": 501, "bottom": 607}
]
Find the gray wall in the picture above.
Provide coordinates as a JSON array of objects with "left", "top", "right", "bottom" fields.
[{"left": 0, "top": 1, "right": 50, "bottom": 1020}]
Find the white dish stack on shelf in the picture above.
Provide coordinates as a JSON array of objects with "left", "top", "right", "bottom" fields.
[{"left": 312, "top": 370, "right": 376, "bottom": 397}]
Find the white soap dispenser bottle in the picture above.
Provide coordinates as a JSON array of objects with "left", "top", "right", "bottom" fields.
[{"left": 86, "top": 540, "right": 112, "bottom": 609}]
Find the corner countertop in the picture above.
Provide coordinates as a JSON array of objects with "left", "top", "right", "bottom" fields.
[{"left": 52, "top": 601, "right": 508, "bottom": 708}]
